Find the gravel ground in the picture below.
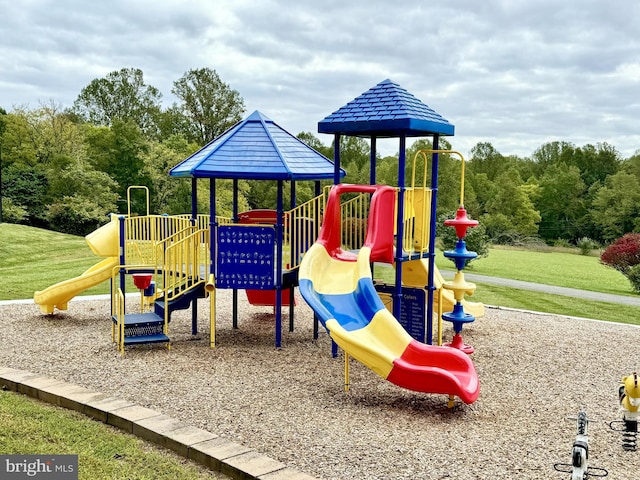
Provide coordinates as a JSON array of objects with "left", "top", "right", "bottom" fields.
[{"left": 0, "top": 290, "right": 638, "bottom": 479}]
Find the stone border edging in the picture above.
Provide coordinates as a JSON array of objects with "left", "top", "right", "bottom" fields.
[{"left": 0, "top": 367, "right": 317, "bottom": 480}]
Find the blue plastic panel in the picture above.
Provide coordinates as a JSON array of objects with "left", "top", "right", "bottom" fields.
[
  {"left": 375, "top": 284, "right": 426, "bottom": 342},
  {"left": 216, "top": 225, "right": 276, "bottom": 289}
]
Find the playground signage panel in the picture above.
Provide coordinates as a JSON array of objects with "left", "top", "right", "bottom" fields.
[
  {"left": 375, "top": 284, "right": 426, "bottom": 342},
  {"left": 216, "top": 225, "right": 276, "bottom": 289}
]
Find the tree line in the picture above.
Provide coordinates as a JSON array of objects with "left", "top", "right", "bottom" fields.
[{"left": 1, "top": 67, "right": 639, "bottom": 250}]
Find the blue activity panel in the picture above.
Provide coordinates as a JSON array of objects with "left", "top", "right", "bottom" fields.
[
  {"left": 375, "top": 284, "right": 426, "bottom": 342},
  {"left": 217, "top": 225, "right": 276, "bottom": 289}
]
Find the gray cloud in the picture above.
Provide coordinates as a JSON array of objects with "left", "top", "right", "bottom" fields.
[{"left": 1, "top": 0, "right": 638, "bottom": 159}]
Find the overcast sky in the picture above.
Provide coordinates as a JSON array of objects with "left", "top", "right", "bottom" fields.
[{"left": 1, "top": 0, "right": 639, "bottom": 159}]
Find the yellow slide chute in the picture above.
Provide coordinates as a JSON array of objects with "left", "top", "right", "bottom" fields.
[{"left": 34, "top": 219, "right": 119, "bottom": 314}]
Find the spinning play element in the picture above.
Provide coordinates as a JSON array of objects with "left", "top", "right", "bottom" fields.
[{"left": 441, "top": 153, "right": 479, "bottom": 354}]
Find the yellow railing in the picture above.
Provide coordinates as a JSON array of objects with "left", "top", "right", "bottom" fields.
[
  {"left": 332, "top": 187, "right": 433, "bottom": 258},
  {"left": 339, "top": 192, "right": 370, "bottom": 251},
  {"left": 113, "top": 287, "right": 125, "bottom": 355},
  {"left": 284, "top": 194, "right": 326, "bottom": 269},
  {"left": 124, "top": 215, "right": 194, "bottom": 265},
  {"left": 160, "top": 228, "right": 210, "bottom": 331},
  {"left": 404, "top": 187, "right": 432, "bottom": 255}
]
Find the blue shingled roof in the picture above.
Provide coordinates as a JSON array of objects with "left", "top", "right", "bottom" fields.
[
  {"left": 170, "top": 110, "right": 345, "bottom": 180},
  {"left": 318, "top": 79, "right": 454, "bottom": 137}
]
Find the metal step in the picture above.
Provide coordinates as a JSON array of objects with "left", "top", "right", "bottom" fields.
[{"left": 113, "top": 312, "right": 170, "bottom": 346}]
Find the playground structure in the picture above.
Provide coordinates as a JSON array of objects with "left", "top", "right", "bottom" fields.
[{"left": 33, "top": 79, "right": 484, "bottom": 404}]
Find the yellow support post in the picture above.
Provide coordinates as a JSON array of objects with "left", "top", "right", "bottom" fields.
[
  {"left": 206, "top": 274, "right": 216, "bottom": 348},
  {"left": 437, "top": 288, "right": 444, "bottom": 346},
  {"left": 344, "top": 352, "right": 350, "bottom": 393}
]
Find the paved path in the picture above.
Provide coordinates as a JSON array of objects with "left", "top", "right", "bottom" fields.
[{"left": 440, "top": 270, "right": 640, "bottom": 307}]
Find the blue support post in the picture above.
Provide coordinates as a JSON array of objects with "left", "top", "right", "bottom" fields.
[
  {"left": 275, "top": 180, "right": 284, "bottom": 348},
  {"left": 393, "top": 136, "right": 406, "bottom": 322},
  {"left": 369, "top": 136, "right": 377, "bottom": 185},
  {"left": 191, "top": 178, "right": 198, "bottom": 335},
  {"left": 331, "top": 134, "right": 340, "bottom": 356},
  {"left": 313, "top": 181, "right": 321, "bottom": 341},
  {"left": 191, "top": 178, "right": 198, "bottom": 226},
  {"left": 210, "top": 179, "right": 216, "bottom": 279},
  {"left": 289, "top": 180, "right": 296, "bottom": 332},
  {"left": 232, "top": 179, "right": 238, "bottom": 329},
  {"left": 333, "top": 134, "right": 341, "bottom": 185},
  {"left": 118, "top": 215, "right": 126, "bottom": 314},
  {"left": 425, "top": 135, "right": 440, "bottom": 344}
]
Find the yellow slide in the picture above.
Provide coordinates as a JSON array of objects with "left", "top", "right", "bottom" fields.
[
  {"left": 401, "top": 258, "right": 484, "bottom": 318},
  {"left": 34, "top": 219, "right": 119, "bottom": 314}
]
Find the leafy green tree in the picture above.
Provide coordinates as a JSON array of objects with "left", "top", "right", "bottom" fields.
[
  {"left": 336, "top": 136, "right": 371, "bottom": 183},
  {"left": 466, "top": 172, "right": 497, "bottom": 214},
  {"left": 73, "top": 68, "right": 162, "bottom": 136},
  {"left": 82, "top": 119, "right": 149, "bottom": 213},
  {"left": 468, "top": 142, "right": 513, "bottom": 181},
  {"left": 46, "top": 164, "right": 119, "bottom": 235},
  {"left": 621, "top": 150, "right": 640, "bottom": 179},
  {"left": 530, "top": 141, "right": 576, "bottom": 176},
  {"left": 171, "top": 68, "right": 245, "bottom": 145},
  {"left": 0, "top": 106, "right": 89, "bottom": 229},
  {"left": 481, "top": 169, "right": 541, "bottom": 241},
  {"left": 244, "top": 179, "right": 315, "bottom": 212},
  {"left": 2, "top": 164, "right": 48, "bottom": 226},
  {"left": 535, "top": 163, "right": 586, "bottom": 241},
  {"left": 0, "top": 112, "right": 38, "bottom": 168},
  {"left": 141, "top": 135, "right": 200, "bottom": 214},
  {"left": 572, "top": 142, "right": 621, "bottom": 187},
  {"left": 1, "top": 197, "right": 27, "bottom": 223},
  {"left": 0, "top": 105, "right": 84, "bottom": 168},
  {"left": 590, "top": 171, "right": 640, "bottom": 241},
  {"left": 155, "top": 105, "right": 194, "bottom": 142}
]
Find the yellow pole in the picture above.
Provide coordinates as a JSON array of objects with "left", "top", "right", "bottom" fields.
[
  {"left": 437, "top": 288, "right": 444, "bottom": 346},
  {"left": 344, "top": 352, "right": 350, "bottom": 393},
  {"left": 414, "top": 149, "right": 466, "bottom": 206},
  {"left": 206, "top": 274, "right": 216, "bottom": 348}
]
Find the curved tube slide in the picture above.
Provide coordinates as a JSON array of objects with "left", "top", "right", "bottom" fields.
[
  {"left": 34, "top": 219, "right": 119, "bottom": 314},
  {"left": 299, "top": 184, "right": 479, "bottom": 403}
]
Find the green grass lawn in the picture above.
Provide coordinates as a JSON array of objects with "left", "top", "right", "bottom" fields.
[
  {"left": 443, "top": 245, "right": 634, "bottom": 296},
  {"left": 0, "top": 223, "right": 110, "bottom": 300},
  {"left": 0, "top": 390, "right": 227, "bottom": 480}
]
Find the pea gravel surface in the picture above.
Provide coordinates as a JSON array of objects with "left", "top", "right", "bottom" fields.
[{"left": 0, "top": 290, "right": 638, "bottom": 479}]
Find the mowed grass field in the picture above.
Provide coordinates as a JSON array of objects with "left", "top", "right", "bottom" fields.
[{"left": 2, "top": 222, "right": 639, "bottom": 325}]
